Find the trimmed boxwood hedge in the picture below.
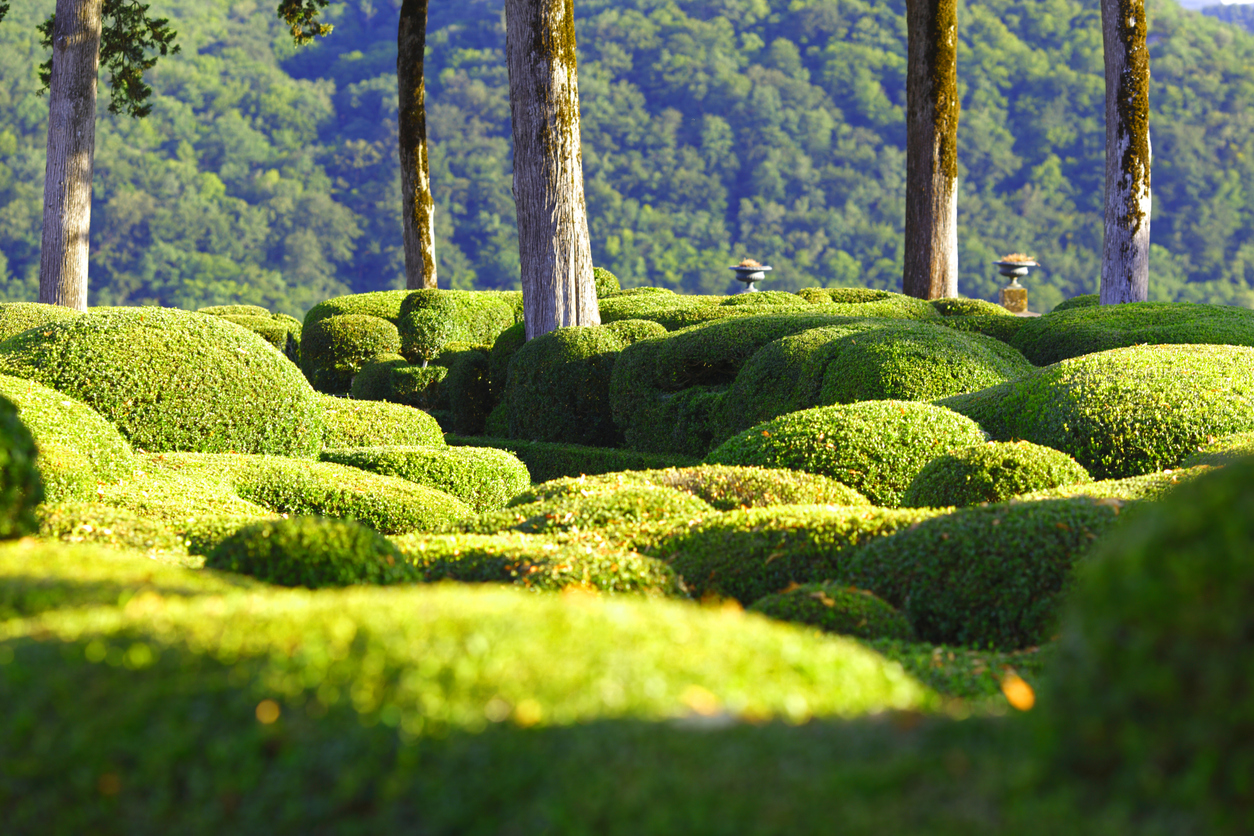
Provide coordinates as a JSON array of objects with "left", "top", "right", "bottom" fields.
[
  {"left": 795, "top": 288, "right": 940, "bottom": 319},
  {"left": 1016, "top": 465, "right": 1211, "bottom": 502},
  {"left": 347, "top": 353, "right": 408, "bottom": 401},
  {"left": 902, "top": 441, "right": 1091, "bottom": 508},
  {"left": 392, "top": 532, "right": 683, "bottom": 596},
  {"left": 488, "top": 321, "right": 526, "bottom": 399},
  {"left": 321, "top": 446, "right": 530, "bottom": 512},
  {"left": 302, "top": 289, "right": 410, "bottom": 330},
  {"left": 300, "top": 314, "right": 401, "bottom": 395},
  {"left": 429, "top": 344, "right": 492, "bottom": 435},
  {"left": 797, "top": 287, "right": 894, "bottom": 304},
  {"left": 1048, "top": 293, "right": 1098, "bottom": 313},
  {"left": 750, "top": 584, "right": 915, "bottom": 641},
  {"left": 930, "top": 298, "right": 1013, "bottom": 318},
  {"left": 935, "top": 314, "right": 1029, "bottom": 346},
  {"left": 1182, "top": 431, "right": 1254, "bottom": 467},
  {"left": 1042, "top": 461, "right": 1254, "bottom": 830},
  {"left": 939, "top": 344, "right": 1254, "bottom": 479},
  {"left": 207, "top": 517, "right": 416, "bottom": 588},
  {"left": 319, "top": 395, "right": 444, "bottom": 449},
  {"left": 36, "top": 501, "right": 256, "bottom": 558},
  {"left": 706, "top": 401, "right": 988, "bottom": 507},
  {"left": 397, "top": 289, "right": 516, "bottom": 362},
  {"left": 444, "top": 435, "right": 700, "bottom": 482},
  {"left": 1010, "top": 301, "right": 1254, "bottom": 365},
  {"left": 0, "top": 301, "right": 80, "bottom": 342},
  {"left": 0, "top": 307, "right": 325, "bottom": 458},
  {"left": 0, "top": 394, "right": 42, "bottom": 538},
  {"left": 654, "top": 505, "right": 941, "bottom": 605},
  {"left": 842, "top": 497, "right": 1127, "bottom": 650},
  {"left": 234, "top": 457, "right": 473, "bottom": 535},
  {"left": 593, "top": 266, "right": 621, "bottom": 297},
  {"left": 216, "top": 314, "right": 301, "bottom": 363},
  {"left": 512, "top": 466, "right": 869, "bottom": 512}
]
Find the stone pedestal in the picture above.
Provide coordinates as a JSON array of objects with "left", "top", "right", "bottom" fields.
[{"left": 1000, "top": 285, "right": 1028, "bottom": 314}]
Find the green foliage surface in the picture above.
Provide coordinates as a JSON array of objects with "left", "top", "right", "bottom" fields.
[
  {"left": 1042, "top": 460, "right": 1254, "bottom": 830},
  {"left": 0, "top": 392, "right": 40, "bottom": 537},
  {"left": 938, "top": 344, "right": 1254, "bottom": 478},
  {"left": 321, "top": 445, "right": 530, "bottom": 512},
  {"left": 0, "top": 302, "right": 79, "bottom": 342},
  {"left": 300, "top": 313, "right": 400, "bottom": 394},
  {"left": 843, "top": 498, "right": 1128, "bottom": 650},
  {"left": 903, "top": 441, "right": 1091, "bottom": 508},
  {"left": 707, "top": 401, "right": 987, "bottom": 506},
  {"left": 930, "top": 298, "right": 1013, "bottom": 318},
  {"left": 207, "top": 516, "right": 414, "bottom": 588},
  {"left": 0, "top": 307, "right": 324, "bottom": 457},
  {"left": 303, "top": 291, "right": 410, "bottom": 330},
  {"left": 751, "top": 584, "right": 915, "bottom": 641},
  {"left": 210, "top": 311, "right": 301, "bottom": 363},
  {"left": 444, "top": 435, "right": 700, "bottom": 483},
  {"left": 1182, "top": 431, "right": 1254, "bottom": 466},
  {"left": 1016, "top": 465, "right": 1210, "bottom": 501},
  {"left": 319, "top": 395, "right": 444, "bottom": 449}
]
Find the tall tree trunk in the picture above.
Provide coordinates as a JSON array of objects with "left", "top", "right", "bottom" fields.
[
  {"left": 39, "top": 0, "right": 103, "bottom": 312},
  {"left": 1099, "top": 0, "right": 1151, "bottom": 305},
  {"left": 503, "top": 0, "right": 599, "bottom": 340},
  {"left": 398, "top": 0, "right": 437, "bottom": 290},
  {"left": 902, "top": 0, "right": 959, "bottom": 301}
]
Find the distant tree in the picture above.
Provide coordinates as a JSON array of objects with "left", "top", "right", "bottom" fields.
[
  {"left": 1099, "top": 0, "right": 1151, "bottom": 304},
  {"left": 36, "top": 0, "right": 178, "bottom": 311},
  {"left": 502, "top": 0, "right": 599, "bottom": 339},
  {"left": 902, "top": 0, "right": 959, "bottom": 301}
]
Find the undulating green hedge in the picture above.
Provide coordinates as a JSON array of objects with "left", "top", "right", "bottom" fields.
[
  {"left": 429, "top": 344, "right": 492, "bottom": 435},
  {"left": 444, "top": 435, "right": 699, "bottom": 483},
  {"left": 1010, "top": 301, "right": 1254, "bottom": 365},
  {"left": 1016, "top": 465, "right": 1211, "bottom": 502},
  {"left": 795, "top": 288, "right": 941, "bottom": 319},
  {"left": 1043, "top": 461, "right": 1254, "bottom": 831},
  {"left": 1182, "top": 431, "right": 1254, "bottom": 467},
  {"left": 706, "top": 401, "right": 987, "bottom": 506},
  {"left": 300, "top": 314, "right": 400, "bottom": 395},
  {"left": 347, "top": 353, "right": 410, "bottom": 401},
  {"left": 36, "top": 501, "right": 258, "bottom": 558},
  {"left": 397, "top": 289, "right": 516, "bottom": 363},
  {"left": 0, "top": 301, "right": 80, "bottom": 343},
  {"left": 302, "top": 289, "right": 411, "bottom": 330},
  {"left": 0, "top": 394, "right": 42, "bottom": 538},
  {"left": 654, "top": 505, "right": 942, "bottom": 605},
  {"left": 902, "top": 441, "right": 1091, "bottom": 508},
  {"left": 488, "top": 321, "right": 526, "bottom": 399},
  {"left": 939, "top": 344, "right": 1254, "bottom": 479},
  {"left": 936, "top": 313, "right": 1030, "bottom": 346},
  {"left": 207, "top": 517, "right": 415, "bottom": 588},
  {"left": 0, "top": 307, "right": 325, "bottom": 458},
  {"left": 319, "top": 395, "right": 444, "bottom": 449},
  {"left": 593, "top": 266, "right": 621, "bottom": 297},
  {"left": 1049, "top": 294, "right": 1098, "bottom": 313},
  {"left": 750, "top": 584, "right": 915, "bottom": 641},
  {"left": 842, "top": 497, "right": 1127, "bottom": 650},
  {"left": 215, "top": 313, "right": 301, "bottom": 364},
  {"left": 321, "top": 446, "right": 530, "bottom": 512},
  {"left": 930, "top": 298, "right": 1013, "bottom": 318}
]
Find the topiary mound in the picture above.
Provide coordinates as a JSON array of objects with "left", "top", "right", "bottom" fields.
[
  {"left": 593, "top": 266, "right": 621, "bottom": 297},
  {"left": 321, "top": 446, "right": 530, "bottom": 512},
  {"left": 234, "top": 457, "right": 472, "bottom": 535},
  {"left": 0, "top": 394, "right": 43, "bottom": 538},
  {"left": 302, "top": 289, "right": 411, "bottom": 330},
  {"left": 1041, "top": 461, "right": 1254, "bottom": 829},
  {"left": 319, "top": 395, "right": 444, "bottom": 449},
  {"left": 796, "top": 288, "right": 940, "bottom": 320},
  {"left": 392, "top": 532, "right": 683, "bottom": 596},
  {"left": 842, "top": 497, "right": 1127, "bottom": 650},
  {"left": 0, "top": 307, "right": 324, "bottom": 458},
  {"left": 1182, "top": 431, "right": 1254, "bottom": 467},
  {"left": 1048, "top": 293, "right": 1098, "bottom": 313},
  {"left": 1016, "top": 465, "right": 1211, "bottom": 502},
  {"left": 798, "top": 287, "right": 896, "bottom": 304},
  {"left": 214, "top": 313, "right": 301, "bottom": 364},
  {"left": 445, "top": 435, "right": 700, "bottom": 483},
  {"left": 718, "top": 291, "right": 810, "bottom": 309},
  {"left": 939, "top": 344, "right": 1254, "bottom": 479},
  {"left": 300, "top": 314, "right": 401, "bottom": 395},
  {"left": 206, "top": 516, "right": 415, "bottom": 588},
  {"left": 654, "top": 505, "right": 941, "bottom": 605},
  {"left": 930, "top": 298, "right": 1012, "bottom": 318},
  {"left": 1010, "top": 301, "right": 1254, "bottom": 365},
  {"left": 0, "top": 302, "right": 80, "bottom": 343},
  {"left": 706, "top": 401, "right": 987, "bottom": 506},
  {"left": 0, "top": 373, "right": 134, "bottom": 501},
  {"left": 397, "top": 289, "right": 516, "bottom": 363},
  {"left": 750, "top": 584, "right": 915, "bottom": 641},
  {"left": 936, "top": 313, "right": 1029, "bottom": 346},
  {"left": 902, "top": 441, "right": 1091, "bottom": 508}
]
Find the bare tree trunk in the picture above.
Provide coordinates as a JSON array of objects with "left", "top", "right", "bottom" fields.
[
  {"left": 39, "top": 0, "right": 103, "bottom": 312},
  {"left": 902, "top": 0, "right": 959, "bottom": 301},
  {"left": 1099, "top": 0, "right": 1151, "bottom": 305},
  {"left": 398, "top": 0, "right": 437, "bottom": 290},
  {"left": 503, "top": 0, "right": 599, "bottom": 340}
]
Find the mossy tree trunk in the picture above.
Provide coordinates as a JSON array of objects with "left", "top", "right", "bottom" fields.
[
  {"left": 1099, "top": 0, "right": 1151, "bottom": 305},
  {"left": 503, "top": 0, "right": 599, "bottom": 340},
  {"left": 39, "top": 0, "right": 103, "bottom": 312},
  {"left": 902, "top": 0, "right": 959, "bottom": 301},
  {"left": 398, "top": 0, "right": 437, "bottom": 290}
]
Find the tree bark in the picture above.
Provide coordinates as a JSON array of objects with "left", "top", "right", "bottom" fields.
[
  {"left": 1099, "top": 0, "right": 1151, "bottom": 305},
  {"left": 39, "top": 0, "right": 103, "bottom": 312},
  {"left": 503, "top": 0, "right": 599, "bottom": 340},
  {"left": 398, "top": 0, "right": 437, "bottom": 290},
  {"left": 902, "top": 0, "right": 959, "bottom": 301}
]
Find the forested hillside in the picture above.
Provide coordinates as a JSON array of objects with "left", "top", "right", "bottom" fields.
[{"left": 2, "top": 0, "right": 1254, "bottom": 314}]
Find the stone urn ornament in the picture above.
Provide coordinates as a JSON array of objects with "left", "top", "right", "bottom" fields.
[
  {"left": 731, "top": 258, "right": 772, "bottom": 292},
  {"left": 994, "top": 254, "right": 1039, "bottom": 314}
]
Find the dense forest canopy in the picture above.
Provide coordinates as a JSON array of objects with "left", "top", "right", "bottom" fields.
[{"left": 1, "top": 0, "right": 1254, "bottom": 314}]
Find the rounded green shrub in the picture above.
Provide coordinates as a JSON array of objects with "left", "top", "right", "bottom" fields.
[
  {"left": 843, "top": 497, "right": 1127, "bottom": 649},
  {"left": 930, "top": 298, "right": 1012, "bottom": 317},
  {"left": 750, "top": 584, "right": 915, "bottom": 641},
  {"left": 718, "top": 291, "right": 810, "bottom": 308},
  {"left": 797, "top": 287, "right": 894, "bottom": 304},
  {"left": 321, "top": 446, "right": 530, "bottom": 512},
  {"left": 197, "top": 304, "right": 271, "bottom": 317},
  {"left": 0, "top": 302, "right": 80, "bottom": 343},
  {"left": 603, "top": 318, "right": 667, "bottom": 344},
  {"left": 1011, "top": 301, "right": 1254, "bottom": 365},
  {"left": 302, "top": 289, "right": 410, "bottom": 330},
  {"left": 1182, "top": 431, "right": 1254, "bottom": 467},
  {"left": 429, "top": 344, "right": 492, "bottom": 435},
  {"left": 1017, "top": 465, "right": 1210, "bottom": 502},
  {"left": 593, "top": 266, "right": 621, "bottom": 297},
  {"left": 706, "top": 401, "right": 987, "bottom": 506},
  {"left": 939, "top": 344, "right": 1254, "bottom": 479},
  {"left": 936, "top": 314, "right": 1029, "bottom": 346},
  {"left": 0, "top": 394, "right": 43, "bottom": 538},
  {"left": 1048, "top": 293, "right": 1098, "bottom": 313},
  {"left": 32, "top": 444, "right": 97, "bottom": 503},
  {"left": 216, "top": 314, "right": 301, "bottom": 363},
  {"left": 598, "top": 290, "right": 716, "bottom": 330},
  {"left": 300, "top": 314, "right": 401, "bottom": 394},
  {"left": 0, "top": 307, "right": 324, "bottom": 458},
  {"left": 347, "top": 353, "right": 408, "bottom": 401},
  {"left": 489, "top": 321, "right": 526, "bottom": 398},
  {"left": 319, "top": 395, "right": 445, "bottom": 449},
  {"left": 234, "top": 457, "right": 472, "bottom": 535},
  {"left": 655, "top": 505, "right": 940, "bottom": 605},
  {"left": 902, "top": 441, "right": 1091, "bottom": 508},
  {"left": 397, "top": 289, "right": 516, "bottom": 362},
  {"left": 1043, "top": 461, "right": 1254, "bottom": 828},
  {"left": 206, "top": 516, "right": 414, "bottom": 588}
]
